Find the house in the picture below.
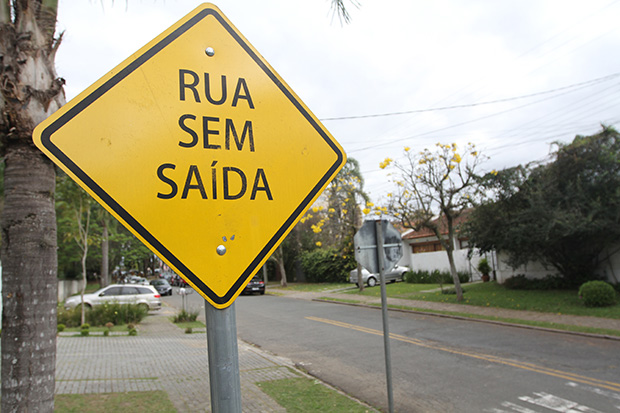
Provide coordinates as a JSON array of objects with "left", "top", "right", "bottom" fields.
[
  {"left": 400, "top": 212, "right": 491, "bottom": 282},
  {"left": 399, "top": 213, "right": 620, "bottom": 285}
]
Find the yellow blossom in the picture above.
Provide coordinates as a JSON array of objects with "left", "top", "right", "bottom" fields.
[
  {"left": 379, "top": 158, "right": 393, "bottom": 169},
  {"left": 316, "top": 241, "right": 322, "bottom": 247},
  {"left": 328, "top": 208, "right": 335, "bottom": 213},
  {"left": 312, "top": 207, "right": 318, "bottom": 213},
  {"left": 362, "top": 208, "right": 371, "bottom": 214},
  {"left": 366, "top": 201, "right": 374, "bottom": 207},
  {"left": 404, "top": 146, "right": 410, "bottom": 152}
]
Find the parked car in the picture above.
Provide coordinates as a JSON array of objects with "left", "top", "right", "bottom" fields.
[
  {"left": 64, "top": 284, "right": 162, "bottom": 311},
  {"left": 150, "top": 279, "right": 173, "bottom": 296},
  {"left": 241, "top": 275, "right": 265, "bottom": 295},
  {"left": 349, "top": 265, "right": 409, "bottom": 287},
  {"left": 125, "top": 275, "right": 149, "bottom": 285},
  {"left": 170, "top": 274, "right": 188, "bottom": 287}
]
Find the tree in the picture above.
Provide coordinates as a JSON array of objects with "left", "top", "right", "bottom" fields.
[
  {"left": 319, "top": 158, "right": 369, "bottom": 253},
  {"left": 293, "top": 158, "right": 368, "bottom": 286},
  {"left": 96, "top": 204, "right": 112, "bottom": 287},
  {"left": 0, "top": 1, "right": 64, "bottom": 411},
  {"left": 466, "top": 126, "right": 620, "bottom": 286},
  {"left": 382, "top": 143, "right": 486, "bottom": 301},
  {"left": 56, "top": 173, "right": 93, "bottom": 324}
]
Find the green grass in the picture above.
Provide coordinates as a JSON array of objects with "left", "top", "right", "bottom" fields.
[
  {"left": 257, "top": 377, "right": 372, "bottom": 412},
  {"left": 347, "top": 281, "right": 620, "bottom": 319},
  {"left": 322, "top": 297, "right": 620, "bottom": 338},
  {"left": 54, "top": 391, "right": 176, "bottom": 412},
  {"left": 271, "top": 283, "right": 353, "bottom": 293},
  {"left": 347, "top": 282, "right": 443, "bottom": 295},
  {"left": 84, "top": 283, "right": 101, "bottom": 294}
]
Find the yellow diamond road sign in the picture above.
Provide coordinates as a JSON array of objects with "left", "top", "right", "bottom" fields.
[{"left": 33, "top": 3, "right": 346, "bottom": 309}]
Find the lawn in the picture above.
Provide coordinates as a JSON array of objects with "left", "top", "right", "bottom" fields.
[
  {"left": 257, "top": 377, "right": 372, "bottom": 412},
  {"left": 55, "top": 391, "right": 176, "bottom": 412},
  {"left": 347, "top": 281, "right": 620, "bottom": 319},
  {"left": 270, "top": 283, "right": 353, "bottom": 293}
]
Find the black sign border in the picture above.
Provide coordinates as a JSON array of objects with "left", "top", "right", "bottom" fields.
[{"left": 39, "top": 7, "right": 345, "bottom": 305}]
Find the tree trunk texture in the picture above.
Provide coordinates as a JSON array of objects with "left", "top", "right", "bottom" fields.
[
  {"left": 0, "top": 3, "right": 65, "bottom": 411},
  {"left": 1, "top": 143, "right": 57, "bottom": 412}
]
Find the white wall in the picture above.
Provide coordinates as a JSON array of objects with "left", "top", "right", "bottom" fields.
[
  {"left": 58, "top": 279, "right": 85, "bottom": 303},
  {"left": 477, "top": 247, "right": 620, "bottom": 284},
  {"left": 404, "top": 245, "right": 492, "bottom": 282},
  {"left": 493, "top": 252, "right": 555, "bottom": 283}
]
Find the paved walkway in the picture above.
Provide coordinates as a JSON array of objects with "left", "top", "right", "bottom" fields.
[
  {"left": 55, "top": 304, "right": 372, "bottom": 412},
  {"left": 268, "top": 285, "right": 620, "bottom": 338}
]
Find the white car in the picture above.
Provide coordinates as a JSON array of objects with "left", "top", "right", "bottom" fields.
[
  {"left": 349, "top": 265, "right": 409, "bottom": 287},
  {"left": 64, "top": 284, "right": 162, "bottom": 311}
]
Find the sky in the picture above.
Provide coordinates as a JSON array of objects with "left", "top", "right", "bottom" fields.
[{"left": 54, "top": 0, "right": 620, "bottom": 202}]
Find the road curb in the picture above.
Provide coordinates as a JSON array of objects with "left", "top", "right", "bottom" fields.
[{"left": 313, "top": 298, "right": 620, "bottom": 342}]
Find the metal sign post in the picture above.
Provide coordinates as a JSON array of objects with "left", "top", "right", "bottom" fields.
[
  {"left": 354, "top": 219, "right": 401, "bottom": 413},
  {"left": 375, "top": 220, "right": 395, "bottom": 413},
  {"left": 205, "top": 301, "right": 242, "bottom": 412}
]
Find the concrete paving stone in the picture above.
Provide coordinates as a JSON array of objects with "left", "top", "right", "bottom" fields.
[{"left": 55, "top": 311, "right": 314, "bottom": 412}]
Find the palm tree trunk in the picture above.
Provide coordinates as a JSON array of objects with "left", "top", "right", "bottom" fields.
[
  {"left": 0, "top": 2, "right": 64, "bottom": 410},
  {"left": 1, "top": 142, "right": 57, "bottom": 412}
]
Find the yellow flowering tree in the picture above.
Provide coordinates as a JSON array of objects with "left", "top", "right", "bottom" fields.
[
  {"left": 381, "top": 143, "right": 487, "bottom": 301},
  {"left": 283, "top": 158, "right": 369, "bottom": 283}
]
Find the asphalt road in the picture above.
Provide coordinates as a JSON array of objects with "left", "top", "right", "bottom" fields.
[{"left": 163, "top": 289, "right": 620, "bottom": 412}]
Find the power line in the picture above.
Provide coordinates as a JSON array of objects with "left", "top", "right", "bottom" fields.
[{"left": 320, "top": 71, "right": 620, "bottom": 121}]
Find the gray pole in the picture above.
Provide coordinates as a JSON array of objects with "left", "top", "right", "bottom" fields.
[
  {"left": 205, "top": 301, "right": 242, "bottom": 412},
  {"left": 375, "top": 219, "right": 394, "bottom": 413}
]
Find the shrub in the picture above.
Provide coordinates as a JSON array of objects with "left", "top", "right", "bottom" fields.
[
  {"left": 128, "top": 328, "right": 138, "bottom": 336},
  {"left": 504, "top": 274, "right": 570, "bottom": 290},
  {"left": 57, "top": 324, "right": 66, "bottom": 333},
  {"left": 57, "top": 307, "right": 82, "bottom": 328},
  {"left": 80, "top": 323, "right": 90, "bottom": 337},
  {"left": 127, "top": 323, "right": 135, "bottom": 330},
  {"left": 88, "top": 303, "right": 147, "bottom": 326},
  {"left": 300, "top": 248, "right": 356, "bottom": 283},
  {"left": 185, "top": 327, "right": 193, "bottom": 334},
  {"left": 105, "top": 322, "right": 114, "bottom": 329},
  {"left": 578, "top": 281, "right": 617, "bottom": 307},
  {"left": 477, "top": 258, "right": 491, "bottom": 276},
  {"left": 103, "top": 329, "right": 109, "bottom": 337},
  {"left": 172, "top": 309, "right": 199, "bottom": 323},
  {"left": 57, "top": 303, "right": 148, "bottom": 328},
  {"left": 404, "top": 269, "right": 469, "bottom": 284}
]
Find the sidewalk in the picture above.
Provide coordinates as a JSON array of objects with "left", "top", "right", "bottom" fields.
[
  {"left": 55, "top": 305, "right": 372, "bottom": 412},
  {"left": 268, "top": 285, "right": 620, "bottom": 339}
]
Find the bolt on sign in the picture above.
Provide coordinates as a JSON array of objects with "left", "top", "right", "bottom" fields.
[{"left": 33, "top": 3, "right": 346, "bottom": 308}]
